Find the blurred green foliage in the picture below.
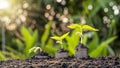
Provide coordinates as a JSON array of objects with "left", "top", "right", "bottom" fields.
[
  {"left": 89, "top": 36, "right": 117, "bottom": 57},
  {"left": 4, "top": 26, "right": 39, "bottom": 59},
  {"left": 41, "top": 22, "right": 51, "bottom": 49},
  {"left": 21, "top": 26, "right": 38, "bottom": 57}
]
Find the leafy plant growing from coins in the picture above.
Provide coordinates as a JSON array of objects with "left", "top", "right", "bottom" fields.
[
  {"left": 51, "top": 32, "right": 69, "bottom": 49},
  {"left": 68, "top": 24, "right": 98, "bottom": 44}
]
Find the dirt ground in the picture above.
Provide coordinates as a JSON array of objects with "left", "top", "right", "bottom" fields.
[{"left": 0, "top": 56, "right": 120, "bottom": 68}]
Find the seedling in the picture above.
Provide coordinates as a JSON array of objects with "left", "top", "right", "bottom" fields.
[
  {"left": 29, "top": 47, "right": 49, "bottom": 59},
  {"left": 68, "top": 24, "right": 98, "bottom": 59},
  {"left": 29, "top": 47, "right": 42, "bottom": 54},
  {"left": 51, "top": 32, "right": 69, "bottom": 49},
  {"left": 68, "top": 24, "right": 98, "bottom": 43},
  {"left": 51, "top": 32, "right": 69, "bottom": 58}
]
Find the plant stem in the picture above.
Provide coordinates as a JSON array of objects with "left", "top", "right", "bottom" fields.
[
  {"left": 80, "top": 36, "right": 82, "bottom": 43},
  {"left": 39, "top": 47, "right": 42, "bottom": 52},
  {"left": 80, "top": 32, "right": 83, "bottom": 43},
  {"left": 60, "top": 40, "right": 63, "bottom": 49}
]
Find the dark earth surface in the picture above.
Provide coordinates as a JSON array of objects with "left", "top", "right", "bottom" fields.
[
  {"left": 0, "top": 56, "right": 120, "bottom": 68},
  {"left": 36, "top": 51, "right": 49, "bottom": 56}
]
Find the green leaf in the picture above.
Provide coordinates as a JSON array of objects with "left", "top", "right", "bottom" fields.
[
  {"left": 88, "top": 32, "right": 99, "bottom": 53},
  {"left": 16, "top": 39, "right": 24, "bottom": 51},
  {"left": 65, "top": 29, "right": 80, "bottom": 55},
  {"left": 68, "top": 24, "right": 98, "bottom": 33},
  {"left": 51, "top": 36, "right": 61, "bottom": 41},
  {"left": 21, "top": 26, "right": 32, "bottom": 46},
  {"left": 6, "top": 46, "right": 20, "bottom": 55},
  {"left": 82, "top": 25, "right": 99, "bottom": 31},
  {"left": 32, "top": 30, "right": 38, "bottom": 45},
  {"left": 89, "top": 36, "right": 117, "bottom": 57},
  {"left": 6, "top": 46, "right": 26, "bottom": 59},
  {"left": 25, "top": 29, "right": 38, "bottom": 52},
  {"left": 68, "top": 24, "right": 81, "bottom": 29},
  {"left": 102, "top": 47, "right": 108, "bottom": 56},
  {"left": 45, "top": 39, "right": 59, "bottom": 56},
  {"left": 82, "top": 34, "right": 88, "bottom": 45},
  {"left": 29, "top": 47, "right": 41, "bottom": 54},
  {"left": 51, "top": 32, "right": 69, "bottom": 41},
  {"left": 28, "top": 47, "right": 41, "bottom": 58},
  {"left": 21, "top": 26, "right": 38, "bottom": 57},
  {"left": 0, "top": 51, "right": 7, "bottom": 60},
  {"left": 61, "top": 32, "right": 70, "bottom": 40},
  {"left": 41, "top": 22, "right": 51, "bottom": 46},
  {"left": 2, "top": 51, "right": 21, "bottom": 59},
  {"left": 45, "top": 44, "right": 59, "bottom": 56}
]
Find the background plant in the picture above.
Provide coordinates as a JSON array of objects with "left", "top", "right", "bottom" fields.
[{"left": 0, "top": 26, "right": 38, "bottom": 60}]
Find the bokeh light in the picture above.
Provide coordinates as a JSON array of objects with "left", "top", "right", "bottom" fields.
[{"left": 0, "top": 0, "right": 10, "bottom": 9}]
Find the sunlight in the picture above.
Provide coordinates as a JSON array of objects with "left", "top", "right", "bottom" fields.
[{"left": 0, "top": 0, "right": 10, "bottom": 9}]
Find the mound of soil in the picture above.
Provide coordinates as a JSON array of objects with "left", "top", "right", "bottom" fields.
[
  {"left": 36, "top": 51, "right": 49, "bottom": 56},
  {"left": 0, "top": 56, "right": 120, "bottom": 68},
  {"left": 33, "top": 51, "right": 50, "bottom": 59}
]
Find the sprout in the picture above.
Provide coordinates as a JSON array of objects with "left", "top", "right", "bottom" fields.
[
  {"left": 68, "top": 24, "right": 98, "bottom": 43},
  {"left": 51, "top": 32, "right": 69, "bottom": 48},
  {"left": 29, "top": 47, "right": 42, "bottom": 54}
]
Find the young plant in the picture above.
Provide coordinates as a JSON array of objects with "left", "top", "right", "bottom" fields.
[
  {"left": 29, "top": 46, "right": 50, "bottom": 59},
  {"left": 68, "top": 24, "right": 98, "bottom": 43},
  {"left": 29, "top": 47, "right": 42, "bottom": 54},
  {"left": 51, "top": 32, "right": 69, "bottom": 49}
]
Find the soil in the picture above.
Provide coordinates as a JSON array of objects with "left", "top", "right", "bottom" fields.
[
  {"left": 36, "top": 51, "right": 49, "bottom": 56},
  {"left": 32, "top": 51, "right": 50, "bottom": 59},
  {"left": 0, "top": 56, "right": 120, "bottom": 68}
]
